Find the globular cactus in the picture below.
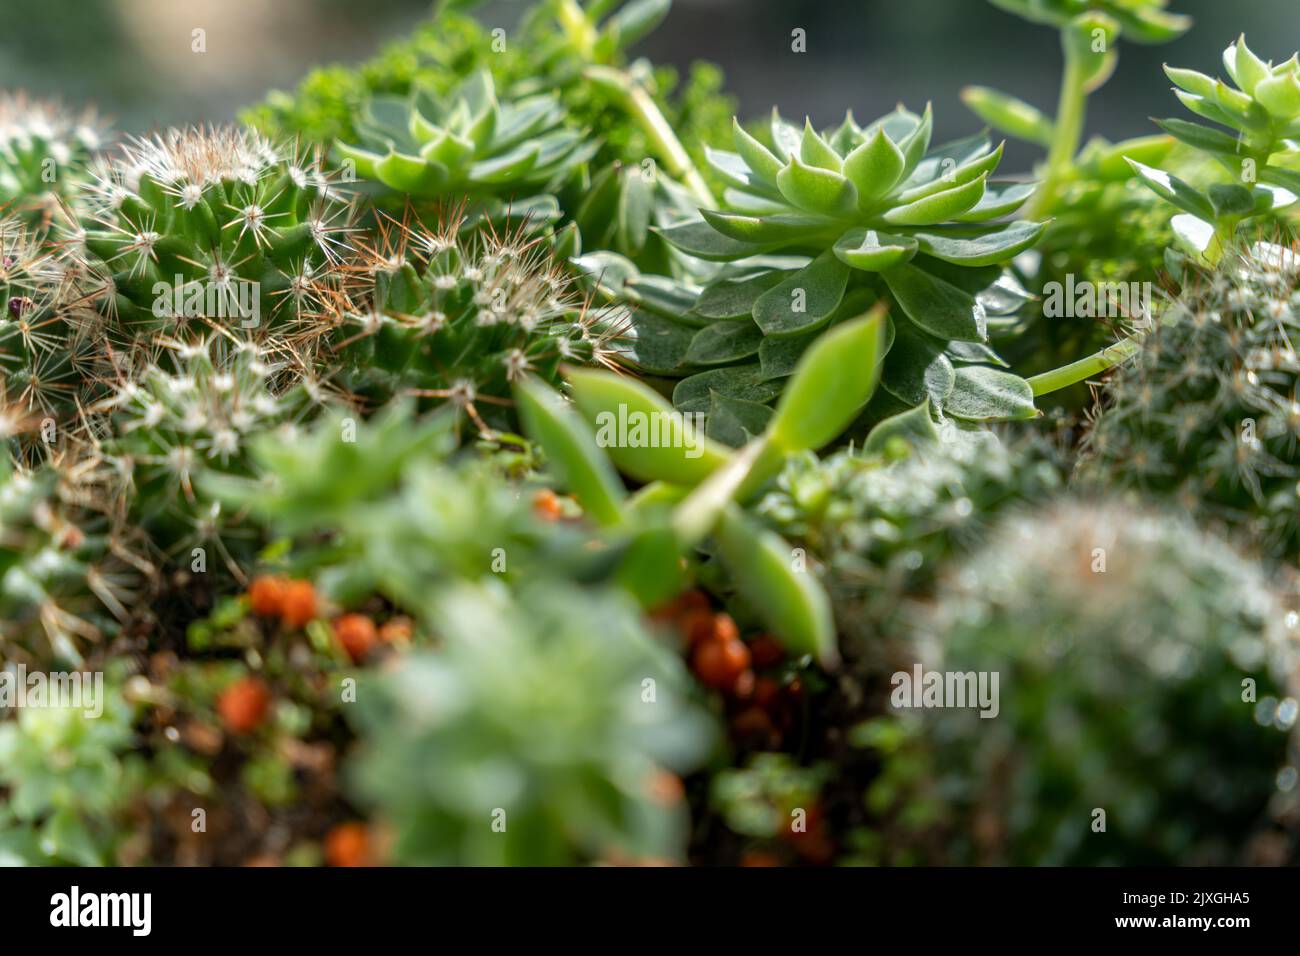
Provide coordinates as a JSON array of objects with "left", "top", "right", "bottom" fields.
[
  {"left": 67, "top": 125, "right": 353, "bottom": 335},
  {"left": 0, "top": 441, "right": 145, "bottom": 666},
  {"left": 1080, "top": 241, "right": 1300, "bottom": 565},
  {"left": 754, "top": 408, "right": 1063, "bottom": 640},
  {"left": 0, "top": 92, "right": 105, "bottom": 227},
  {"left": 335, "top": 69, "right": 594, "bottom": 221},
  {"left": 88, "top": 334, "right": 327, "bottom": 579},
  {"left": 916, "top": 500, "right": 1300, "bottom": 865},
  {"left": 321, "top": 212, "right": 621, "bottom": 434}
]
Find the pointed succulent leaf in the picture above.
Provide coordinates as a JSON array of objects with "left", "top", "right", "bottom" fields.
[
  {"left": 943, "top": 365, "right": 1036, "bottom": 422},
  {"left": 700, "top": 208, "right": 829, "bottom": 245},
  {"left": 1154, "top": 118, "right": 1243, "bottom": 157},
  {"left": 897, "top": 103, "right": 933, "bottom": 178},
  {"left": 769, "top": 109, "right": 802, "bottom": 163},
  {"left": 775, "top": 155, "right": 858, "bottom": 217},
  {"left": 685, "top": 321, "right": 765, "bottom": 365},
  {"left": 766, "top": 305, "right": 887, "bottom": 453},
  {"left": 707, "top": 393, "right": 775, "bottom": 447},
  {"left": 673, "top": 366, "right": 783, "bottom": 414},
  {"left": 863, "top": 397, "right": 941, "bottom": 455},
  {"left": 657, "top": 219, "right": 771, "bottom": 260},
  {"left": 732, "top": 119, "right": 785, "bottom": 186},
  {"left": 618, "top": 309, "right": 697, "bottom": 375},
  {"left": 706, "top": 147, "right": 782, "bottom": 197},
  {"left": 752, "top": 251, "right": 851, "bottom": 336},
  {"left": 1165, "top": 65, "right": 1219, "bottom": 100},
  {"left": 960, "top": 86, "right": 1054, "bottom": 147},
  {"left": 909, "top": 220, "right": 1045, "bottom": 266},
  {"left": 1127, "top": 159, "right": 1215, "bottom": 220},
  {"left": 694, "top": 271, "right": 789, "bottom": 320},
  {"left": 714, "top": 505, "right": 837, "bottom": 668},
  {"left": 883, "top": 174, "right": 987, "bottom": 225},
  {"left": 1206, "top": 183, "right": 1256, "bottom": 218},
  {"left": 882, "top": 262, "right": 987, "bottom": 342},
  {"left": 880, "top": 323, "right": 956, "bottom": 407},
  {"left": 565, "top": 366, "right": 730, "bottom": 485},
  {"left": 895, "top": 138, "right": 1000, "bottom": 203},
  {"left": 832, "top": 227, "right": 918, "bottom": 271},
  {"left": 799, "top": 119, "right": 843, "bottom": 172},
  {"left": 1254, "top": 71, "right": 1300, "bottom": 119},
  {"left": 1234, "top": 35, "right": 1273, "bottom": 96},
  {"left": 952, "top": 181, "right": 1037, "bottom": 221},
  {"left": 842, "top": 129, "right": 907, "bottom": 203},
  {"left": 514, "top": 376, "right": 626, "bottom": 528},
  {"left": 1170, "top": 212, "right": 1216, "bottom": 258},
  {"left": 1174, "top": 92, "right": 1246, "bottom": 132}
]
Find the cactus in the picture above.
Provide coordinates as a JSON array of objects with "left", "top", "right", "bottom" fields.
[
  {"left": 915, "top": 500, "right": 1300, "bottom": 864},
  {"left": 87, "top": 334, "right": 327, "bottom": 580},
  {"left": 0, "top": 92, "right": 105, "bottom": 227},
  {"left": 0, "top": 442, "right": 145, "bottom": 665},
  {"left": 321, "top": 212, "right": 621, "bottom": 434},
  {"left": 1080, "top": 241, "right": 1300, "bottom": 565},
  {"left": 67, "top": 125, "right": 353, "bottom": 335}
]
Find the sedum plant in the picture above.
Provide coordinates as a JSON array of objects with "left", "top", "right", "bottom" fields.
[
  {"left": 347, "top": 579, "right": 715, "bottom": 865},
  {"left": 917, "top": 500, "right": 1300, "bottom": 865},
  {"left": 651, "top": 107, "right": 1048, "bottom": 425},
  {"left": 0, "top": 678, "right": 141, "bottom": 866},
  {"left": 69, "top": 125, "right": 353, "bottom": 333},
  {"left": 1129, "top": 37, "right": 1300, "bottom": 265},
  {"left": 1079, "top": 240, "right": 1300, "bottom": 565},
  {"left": 0, "top": 92, "right": 106, "bottom": 227},
  {"left": 335, "top": 68, "right": 595, "bottom": 223},
  {"left": 322, "top": 212, "right": 620, "bottom": 434}
]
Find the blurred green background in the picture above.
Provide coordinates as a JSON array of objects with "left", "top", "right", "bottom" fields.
[{"left": 4, "top": 0, "right": 1297, "bottom": 166}]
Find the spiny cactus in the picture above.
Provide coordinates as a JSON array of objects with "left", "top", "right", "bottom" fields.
[
  {"left": 87, "top": 334, "right": 328, "bottom": 579},
  {"left": 0, "top": 443, "right": 145, "bottom": 665},
  {"left": 322, "top": 212, "right": 621, "bottom": 434},
  {"left": 347, "top": 579, "right": 716, "bottom": 865},
  {"left": 754, "top": 405, "right": 1063, "bottom": 639},
  {"left": 1079, "top": 241, "right": 1300, "bottom": 565},
  {"left": 335, "top": 69, "right": 594, "bottom": 220},
  {"left": 67, "top": 125, "right": 353, "bottom": 334},
  {"left": 915, "top": 500, "right": 1299, "bottom": 865},
  {"left": 0, "top": 92, "right": 105, "bottom": 227}
]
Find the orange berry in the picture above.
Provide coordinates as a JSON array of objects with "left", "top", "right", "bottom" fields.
[
  {"left": 247, "top": 576, "right": 286, "bottom": 617},
  {"left": 379, "top": 616, "right": 412, "bottom": 645},
  {"left": 278, "top": 579, "right": 318, "bottom": 630},
  {"left": 691, "top": 636, "right": 752, "bottom": 692},
  {"left": 678, "top": 590, "right": 710, "bottom": 615},
  {"left": 712, "top": 613, "right": 740, "bottom": 643},
  {"left": 681, "top": 609, "right": 716, "bottom": 646},
  {"left": 324, "top": 822, "right": 371, "bottom": 867},
  {"left": 741, "top": 851, "right": 781, "bottom": 867},
  {"left": 217, "top": 677, "right": 271, "bottom": 735},
  {"left": 333, "top": 613, "right": 378, "bottom": 663},
  {"left": 532, "top": 488, "right": 563, "bottom": 521},
  {"left": 748, "top": 634, "right": 785, "bottom": 669}
]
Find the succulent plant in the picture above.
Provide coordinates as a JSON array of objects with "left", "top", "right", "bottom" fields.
[
  {"left": 335, "top": 69, "right": 594, "bottom": 221},
  {"left": 87, "top": 334, "right": 327, "bottom": 580},
  {"left": 1129, "top": 37, "right": 1300, "bottom": 264},
  {"left": 68, "top": 125, "right": 353, "bottom": 334},
  {"left": 754, "top": 404, "right": 1063, "bottom": 640},
  {"left": 347, "top": 579, "right": 716, "bottom": 865},
  {"left": 913, "top": 499, "right": 1300, "bottom": 865},
  {"left": 0, "top": 443, "right": 145, "bottom": 666},
  {"left": 321, "top": 212, "right": 620, "bottom": 434},
  {"left": 0, "top": 92, "right": 105, "bottom": 227},
  {"left": 984, "top": 0, "right": 1190, "bottom": 39},
  {"left": 1080, "top": 241, "right": 1300, "bottom": 565},
  {"left": 646, "top": 107, "right": 1047, "bottom": 425},
  {"left": 0, "top": 676, "right": 140, "bottom": 866}
]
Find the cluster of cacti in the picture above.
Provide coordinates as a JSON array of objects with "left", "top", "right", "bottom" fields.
[
  {"left": 8, "top": 0, "right": 1300, "bottom": 874},
  {"left": 0, "top": 92, "right": 105, "bottom": 226},
  {"left": 87, "top": 334, "right": 322, "bottom": 576},
  {"left": 70, "top": 125, "right": 352, "bottom": 334},
  {"left": 321, "top": 213, "right": 621, "bottom": 432},
  {"left": 906, "top": 501, "right": 1300, "bottom": 865},
  {"left": 1080, "top": 241, "right": 1300, "bottom": 565}
]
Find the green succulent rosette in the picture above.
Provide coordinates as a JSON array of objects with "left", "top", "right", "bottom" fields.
[
  {"left": 335, "top": 68, "right": 596, "bottom": 222},
  {"left": 1131, "top": 37, "right": 1300, "bottom": 262},
  {"left": 987, "top": 0, "right": 1189, "bottom": 42},
  {"left": 651, "top": 107, "right": 1046, "bottom": 426}
]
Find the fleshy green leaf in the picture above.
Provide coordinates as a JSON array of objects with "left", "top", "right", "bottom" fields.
[
  {"left": 880, "top": 323, "right": 955, "bottom": 407},
  {"left": 752, "top": 251, "right": 851, "bottom": 337},
  {"left": 1126, "top": 159, "right": 1216, "bottom": 221},
  {"left": 775, "top": 155, "right": 858, "bottom": 216},
  {"left": 943, "top": 366, "right": 1036, "bottom": 422},
  {"left": 674, "top": 365, "right": 783, "bottom": 414},
  {"left": 832, "top": 228, "right": 918, "bottom": 272},
  {"left": 863, "top": 397, "right": 941, "bottom": 455},
  {"left": 842, "top": 129, "right": 905, "bottom": 202},
  {"left": 685, "top": 321, "right": 765, "bottom": 365},
  {"left": 960, "top": 86, "right": 1054, "bottom": 147},
  {"left": 694, "top": 271, "right": 789, "bottom": 320},
  {"left": 657, "top": 219, "right": 771, "bottom": 260},
  {"left": 883, "top": 174, "right": 987, "bottom": 226},
  {"left": 881, "top": 262, "right": 987, "bottom": 342},
  {"left": 733, "top": 118, "right": 785, "bottom": 185},
  {"left": 909, "top": 221, "right": 1046, "bottom": 265}
]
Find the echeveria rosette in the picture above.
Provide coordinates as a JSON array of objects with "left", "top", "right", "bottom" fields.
[
  {"left": 1131, "top": 37, "right": 1300, "bottom": 264},
  {"left": 69, "top": 125, "right": 353, "bottom": 334},
  {"left": 986, "top": 0, "right": 1190, "bottom": 41},
  {"left": 660, "top": 108, "right": 1047, "bottom": 424},
  {"left": 335, "top": 69, "right": 595, "bottom": 223}
]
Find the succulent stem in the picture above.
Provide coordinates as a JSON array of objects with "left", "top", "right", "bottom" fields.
[
  {"left": 1028, "top": 52, "right": 1089, "bottom": 219},
  {"left": 583, "top": 64, "right": 716, "bottom": 208},
  {"left": 1026, "top": 331, "right": 1143, "bottom": 396}
]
